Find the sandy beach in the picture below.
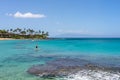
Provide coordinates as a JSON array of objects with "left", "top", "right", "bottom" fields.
[{"left": 0, "top": 38, "right": 14, "bottom": 40}]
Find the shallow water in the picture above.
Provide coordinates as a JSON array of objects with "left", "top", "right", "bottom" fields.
[{"left": 0, "top": 38, "right": 120, "bottom": 80}]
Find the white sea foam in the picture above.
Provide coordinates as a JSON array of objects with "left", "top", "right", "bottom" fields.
[{"left": 60, "top": 70, "right": 120, "bottom": 80}]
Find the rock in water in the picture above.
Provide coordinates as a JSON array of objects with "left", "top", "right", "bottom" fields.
[{"left": 27, "top": 58, "right": 90, "bottom": 77}]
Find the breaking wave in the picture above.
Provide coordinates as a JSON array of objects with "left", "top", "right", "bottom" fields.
[{"left": 61, "top": 70, "right": 120, "bottom": 80}]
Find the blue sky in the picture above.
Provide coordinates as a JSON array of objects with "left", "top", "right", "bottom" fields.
[{"left": 0, "top": 0, "right": 120, "bottom": 37}]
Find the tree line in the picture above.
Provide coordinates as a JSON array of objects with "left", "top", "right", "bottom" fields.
[{"left": 0, "top": 28, "right": 49, "bottom": 39}]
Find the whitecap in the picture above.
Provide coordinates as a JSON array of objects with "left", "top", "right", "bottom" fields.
[{"left": 60, "top": 70, "right": 120, "bottom": 80}]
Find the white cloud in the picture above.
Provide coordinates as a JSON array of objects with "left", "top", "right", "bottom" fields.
[{"left": 7, "top": 11, "right": 46, "bottom": 18}]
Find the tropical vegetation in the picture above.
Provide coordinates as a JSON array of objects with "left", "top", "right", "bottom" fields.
[{"left": 0, "top": 28, "right": 49, "bottom": 39}]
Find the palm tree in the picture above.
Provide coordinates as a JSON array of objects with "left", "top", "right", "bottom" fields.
[
  {"left": 17, "top": 28, "right": 22, "bottom": 34},
  {"left": 39, "top": 30, "right": 41, "bottom": 34},
  {"left": 27, "top": 28, "right": 32, "bottom": 35},
  {"left": 26, "top": 29, "right": 29, "bottom": 34},
  {"left": 29, "top": 29, "right": 34, "bottom": 35},
  {"left": 21, "top": 31, "right": 26, "bottom": 35},
  {"left": 10, "top": 29, "right": 13, "bottom": 33},
  {"left": 0, "top": 28, "right": 48, "bottom": 39},
  {"left": 41, "top": 31, "right": 49, "bottom": 39},
  {"left": 13, "top": 29, "right": 17, "bottom": 33},
  {"left": 42, "top": 31, "right": 44, "bottom": 35},
  {"left": 27, "top": 29, "right": 34, "bottom": 38}
]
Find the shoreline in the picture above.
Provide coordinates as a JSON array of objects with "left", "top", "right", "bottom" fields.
[
  {"left": 0, "top": 38, "right": 14, "bottom": 40},
  {"left": 0, "top": 38, "right": 51, "bottom": 40},
  {"left": 0, "top": 37, "right": 56, "bottom": 41}
]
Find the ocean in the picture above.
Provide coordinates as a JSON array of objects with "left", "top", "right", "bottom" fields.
[{"left": 0, "top": 38, "right": 120, "bottom": 80}]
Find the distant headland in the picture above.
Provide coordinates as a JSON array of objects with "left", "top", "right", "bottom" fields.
[{"left": 0, "top": 28, "right": 49, "bottom": 40}]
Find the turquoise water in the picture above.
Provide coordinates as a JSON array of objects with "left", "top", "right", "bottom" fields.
[{"left": 0, "top": 38, "right": 120, "bottom": 80}]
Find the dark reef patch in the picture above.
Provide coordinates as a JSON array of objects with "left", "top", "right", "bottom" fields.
[{"left": 27, "top": 58, "right": 120, "bottom": 78}]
